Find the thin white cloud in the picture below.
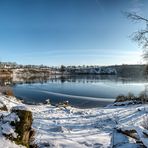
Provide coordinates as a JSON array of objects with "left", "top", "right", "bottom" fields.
[{"left": 130, "top": 0, "right": 144, "bottom": 14}]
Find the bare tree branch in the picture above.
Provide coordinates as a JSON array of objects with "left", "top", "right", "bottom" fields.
[
  {"left": 125, "top": 12, "right": 148, "bottom": 55},
  {"left": 125, "top": 12, "right": 148, "bottom": 23}
]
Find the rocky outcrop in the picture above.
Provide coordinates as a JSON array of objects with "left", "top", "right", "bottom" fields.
[
  {"left": 13, "top": 69, "right": 51, "bottom": 78},
  {"left": 11, "top": 106, "right": 34, "bottom": 147},
  {"left": 0, "top": 69, "right": 13, "bottom": 76},
  {"left": 1, "top": 106, "right": 35, "bottom": 147}
]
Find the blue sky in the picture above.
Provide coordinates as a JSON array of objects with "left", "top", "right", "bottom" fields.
[{"left": 0, "top": 0, "right": 147, "bottom": 66}]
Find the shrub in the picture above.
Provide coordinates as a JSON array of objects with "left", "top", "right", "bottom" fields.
[
  {"left": 115, "top": 92, "right": 139, "bottom": 103},
  {"left": 139, "top": 91, "right": 148, "bottom": 103},
  {"left": 5, "top": 89, "right": 14, "bottom": 96},
  {"left": 115, "top": 94, "right": 126, "bottom": 102},
  {"left": 127, "top": 92, "right": 135, "bottom": 100},
  {"left": 0, "top": 86, "right": 14, "bottom": 96}
]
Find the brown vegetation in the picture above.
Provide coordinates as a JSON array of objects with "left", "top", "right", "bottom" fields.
[
  {"left": 0, "top": 86, "right": 14, "bottom": 96},
  {"left": 115, "top": 92, "right": 148, "bottom": 104}
]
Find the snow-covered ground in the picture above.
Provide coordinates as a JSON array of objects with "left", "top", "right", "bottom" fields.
[
  {"left": 0, "top": 95, "right": 25, "bottom": 148},
  {"left": 30, "top": 104, "right": 148, "bottom": 147},
  {"left": 0, "top": 94, "right": 148, "bottom": 148}
]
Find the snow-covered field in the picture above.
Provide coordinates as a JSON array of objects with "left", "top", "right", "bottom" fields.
[{"left": 0, "top": 94, "right": 148, "bottom": 148}]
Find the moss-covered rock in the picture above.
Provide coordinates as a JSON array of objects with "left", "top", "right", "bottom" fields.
[{"left": 11, "top": 107, "right": 34, "bottom": 147}]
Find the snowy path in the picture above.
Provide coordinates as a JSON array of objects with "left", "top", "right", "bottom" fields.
[{"left": 30, "top": 104, "right": 148, "bottom": 148}]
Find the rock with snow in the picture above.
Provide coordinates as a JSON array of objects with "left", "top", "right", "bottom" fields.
[
  {"left": 11, "top": 105, "right": 30, "bottom": 112},
  {"left": 11, "top": 107, "right": 34, "bottom": 147},
  {"left": 2, "top": 112, "right": 20, "bottom": 123}
]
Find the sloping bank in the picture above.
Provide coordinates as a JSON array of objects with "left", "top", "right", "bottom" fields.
[{"left": 0, "top": 94, "right": 148, "bottom": 148}]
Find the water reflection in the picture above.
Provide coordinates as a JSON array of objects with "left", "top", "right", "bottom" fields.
[
  {"left": 0, "top": 74, "right": 147, "bottom": 86},
  {"left": 0, "top": 74, "right": 147, "bottom": 108}
]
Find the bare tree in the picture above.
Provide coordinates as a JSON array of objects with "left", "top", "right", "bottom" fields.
[{"left": 126, "top": 12, "right": 148, "bottom": 61}]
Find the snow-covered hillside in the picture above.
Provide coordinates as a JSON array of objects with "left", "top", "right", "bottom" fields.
[{"left": 0, "top": 94, "right": 148, "bottom": 148}]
